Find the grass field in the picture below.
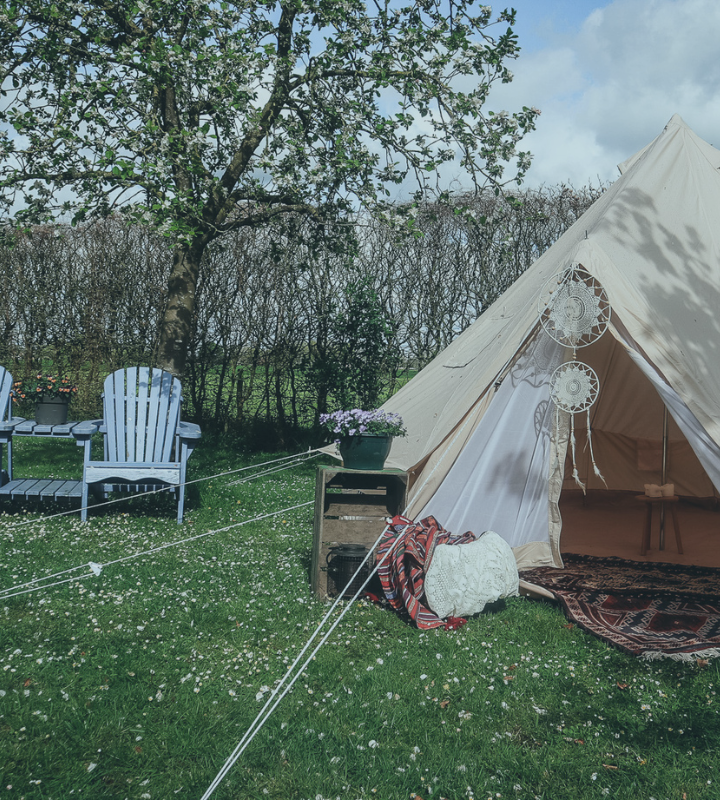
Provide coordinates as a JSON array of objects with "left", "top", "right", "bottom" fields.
[{"left": 1, "top": 435, "right": 718, "bottom": 800}]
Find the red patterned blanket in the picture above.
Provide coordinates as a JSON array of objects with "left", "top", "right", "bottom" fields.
[{"left": 376, "top": 515, "right": 476, "bottom": 629}]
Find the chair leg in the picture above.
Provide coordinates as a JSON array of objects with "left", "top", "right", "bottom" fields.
[
  {"left": 670, "top": 505, "right": 684, "bottom": 554},
  {"left": 81, "top": 482, "right": 89, "bottom": 522},
  {"left": 177, "top": 484, "right": 184, "bottom": 523},
  {"left": 178, "top": 447, "right": 188, "bottom": 523}
]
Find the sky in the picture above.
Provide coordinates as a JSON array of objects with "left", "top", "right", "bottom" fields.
[{"left": 487, "top": 0, "right": 720, "bottom": 187}]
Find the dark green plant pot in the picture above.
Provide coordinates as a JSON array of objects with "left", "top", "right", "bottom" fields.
[
  {"left": 35, "top": 397, "right": 70, "bottom": 425},
  {"left": 338, "top": 434, "right": 392, "bottom": 470}
]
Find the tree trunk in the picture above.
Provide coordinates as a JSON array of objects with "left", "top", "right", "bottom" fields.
[{"left": 156, "top": 237, "right": 207, "bottom": 376}]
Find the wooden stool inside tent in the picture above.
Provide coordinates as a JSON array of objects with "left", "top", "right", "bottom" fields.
[{"left": 635, "top": 495, "right": 684, "bottom": 556}]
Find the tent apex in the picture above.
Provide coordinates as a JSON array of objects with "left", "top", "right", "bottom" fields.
[
  {"left": 617, "top": 113, "right": 692, "bottom": 175},
  {"left": 666, "top": 112, "right": 688, "bottom": 128}
]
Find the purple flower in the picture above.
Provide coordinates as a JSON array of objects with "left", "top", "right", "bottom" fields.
[{"left": 319, "top": 408, "right": 407, "bottom": 440}]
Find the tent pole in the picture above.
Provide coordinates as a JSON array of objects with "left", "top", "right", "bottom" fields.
[{"left": 660, "top": 405, "right": 669, "bottom": 550}]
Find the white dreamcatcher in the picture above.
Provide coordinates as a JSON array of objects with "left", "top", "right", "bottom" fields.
[
  {"left": 538, "top": 265, "right": 611, "bottom": 349},
  {"left": 539, "top": 265, "right": 611, "bottom": 489}
]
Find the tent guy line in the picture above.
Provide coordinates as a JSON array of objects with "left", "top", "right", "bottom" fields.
[
  {"left": 226, "top": 451, "right": 322, "bottom": 485},
  {"left": 0, "top": 447, "right": 321, "bottom": 533},
  {"left": 0, "top": 496, "right": 314, "bottom": 600},
  {"left": 199, "top": 519, "right": 407, "bottom": 800}
]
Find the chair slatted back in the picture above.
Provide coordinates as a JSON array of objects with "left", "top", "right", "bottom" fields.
[
  {"left": 0, "top": 367, "right": 13, "bottom": 423},
  {"left": 104, "top": 367, "right": 181, "bottom": 464}
]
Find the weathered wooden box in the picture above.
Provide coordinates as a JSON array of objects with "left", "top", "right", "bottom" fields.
[{"left": 311, "top": 466, "right": 408, "bottom": 599}]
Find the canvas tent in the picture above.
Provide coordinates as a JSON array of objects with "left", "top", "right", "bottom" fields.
[{"left": 373, "top": 115, "right": 720, "bottom": 570}]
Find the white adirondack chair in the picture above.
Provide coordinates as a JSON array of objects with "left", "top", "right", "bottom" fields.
[{"left": 81, "top": 367, "right": 201, "bottom": 522}]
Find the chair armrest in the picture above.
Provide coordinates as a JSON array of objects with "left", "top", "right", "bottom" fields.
[
  {"left": 177, "top": 421, "right": 202, "bottom": 440},
  {"left": 0, "top": 416, "right": 25, "bottom": 433},
  {"left": 71, "top": 419, "right": 103, "bottom": 437}
]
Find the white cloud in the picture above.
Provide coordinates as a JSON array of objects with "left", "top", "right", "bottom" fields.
[{"left": 489, "top": 0, "right": 720, "bottom": 187}]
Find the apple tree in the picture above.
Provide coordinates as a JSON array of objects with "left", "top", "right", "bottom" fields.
[{"left": 0, "top": 0, "right": 538, "bottom": 375}]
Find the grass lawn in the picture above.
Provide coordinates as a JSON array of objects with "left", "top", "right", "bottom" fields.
[{"left": 1, "top": 435, "right": 718, "bottom": 800}]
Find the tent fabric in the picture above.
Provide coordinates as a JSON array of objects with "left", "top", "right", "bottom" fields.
[
  {"left": 372, "top": 115, "right": 720, "bottom": 569},
  {"left": 415, "top": 332, "right": 564, "bottom": 564}
]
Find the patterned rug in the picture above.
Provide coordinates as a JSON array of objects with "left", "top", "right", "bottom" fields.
[{"left": 520, "top": 554, "right": 720, "bottom": 660}]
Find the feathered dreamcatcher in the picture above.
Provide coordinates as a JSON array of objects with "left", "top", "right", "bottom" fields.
[{"left": 538, "top": 265, "right": 611, "bottom": 489}]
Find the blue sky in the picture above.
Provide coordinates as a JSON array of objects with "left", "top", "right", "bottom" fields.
[{"left": 485, "top": 0, "right": 720, "bottom": 187}]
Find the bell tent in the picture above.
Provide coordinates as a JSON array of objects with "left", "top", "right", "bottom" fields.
[{"left": 379, "top": 115, "right": 720, "bottom": 571}]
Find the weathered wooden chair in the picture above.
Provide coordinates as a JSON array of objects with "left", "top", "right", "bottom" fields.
[
  {"left": 0, "top": 366, "right": 24, "bottom": 485},
  {"left": 81, "top": 367, "right": 201, "bottom": 522}
]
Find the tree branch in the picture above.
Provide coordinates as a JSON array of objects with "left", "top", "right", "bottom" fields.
[
  {"left": 220, "top": 202, "right": 321, "bottom": 233},
  {"left": 211, "top": 2, "right": 298, "bottom": 228}
]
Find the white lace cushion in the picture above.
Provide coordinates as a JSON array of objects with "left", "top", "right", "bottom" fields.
[{"left": 424, "top": 532, "right": 519, "bottom": 619}]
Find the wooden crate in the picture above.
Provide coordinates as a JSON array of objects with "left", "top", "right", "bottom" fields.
[{"left": 311, "top": 466, "right": 408, "bottom": 599}]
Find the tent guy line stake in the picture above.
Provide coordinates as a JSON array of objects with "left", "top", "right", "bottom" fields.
[{"left": 200, "top": 520, "right": 409, "bottom": 800}]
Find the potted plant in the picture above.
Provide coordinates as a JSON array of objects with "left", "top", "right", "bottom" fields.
[
  {"left": 12, "top": 373, "right": 79, "bottom": 425},
  {"left": 320, "top": 408, "right": 407, "bottom": 470}
]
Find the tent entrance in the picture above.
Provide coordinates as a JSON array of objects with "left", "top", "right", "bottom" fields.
[
  {"left": 415, "top": 330, "right": 565, "bottom": 569},
  {"left": 557, "top": 331, "right": 720, "bottom": 567}
]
